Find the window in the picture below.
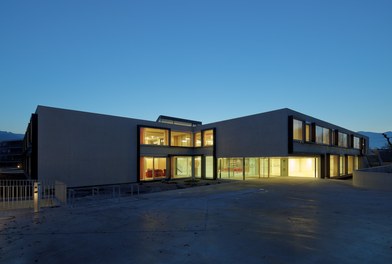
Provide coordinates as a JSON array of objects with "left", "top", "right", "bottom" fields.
[
  {"left": 140, "top": 127, "right": 168, "bottom": 146},
  {"left": 329, "top": 155, "right": 339, "bottom": 177},
  {"left": 194, "top": 156, "right": 202, "bottom": 178},
  {"left": 203, "top": 130, "right": 214, "bottom": 146},
  {"left": 338, "top": 132, "right": 348, "bottom": 148},
  {"left": 260, "top": 158, "right": 269, "bottom": 177},
  {"left": 305, "top": 124, "right": 311, "bottom": 142},
  {"left": 245, "top": 158, "right": 259, "bottom": 178},
  {"left": 288, "top": 157, "right": 318, "bottom": 178},
  {"left": 353, "top": 136, "right": 360, "bottom": 149},
  {"left": 347, "top": 156, "right": 354, "bottom": 174},
  {"left": 293, "top": 119, "right": 303, "bottom": 141},
  {"left": 269, "top": 158, "right": 281, "bottom": 177},
  {"left": 316, "top": 126, "right": 330, "bottom": 145},
  {"left": 171, "top": 131, "right": 193, "bottom": 147},
  {"left": 218, "top": 158, "right": 243, "bottom": 179},
  {"left": 140, "top": 157, "right": 167, "bottom": 181},
  {"left": 205, "top": 156, "right": 214, "bottom": 179},
  {"left": 354, "top": 156, "right": 359, "bottom": 170},
  {"left": 340, "top": 155, "right": 346, "bottom": 176},
  {"left": 172, "top": 156, "right": 192, "bottom": 178},
  {"left": 194, "top": 132, "right": 201, "bottom": 147}
]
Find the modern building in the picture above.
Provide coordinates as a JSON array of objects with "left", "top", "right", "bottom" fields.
[
  {"left": 24, "top": 106, "right": 368, "bottom": 187},
  {"left": 0, "top": 140, "right": 23, "bottom": 169}
]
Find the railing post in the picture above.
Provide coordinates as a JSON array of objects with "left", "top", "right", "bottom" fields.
[{"left": 34, "top": 182, "right": 41, "bottom": 213}]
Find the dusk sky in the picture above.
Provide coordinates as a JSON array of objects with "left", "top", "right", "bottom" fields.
[{"left": 1, "top": 0, "right": 391, "bottom": 134}]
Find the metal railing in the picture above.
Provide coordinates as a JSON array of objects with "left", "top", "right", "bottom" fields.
[
  {"left": 67, "top": 183, "right": 140, "bottom": 206},
  {"left": 0, "top": 180, "right": 65, "bottom": 210}
]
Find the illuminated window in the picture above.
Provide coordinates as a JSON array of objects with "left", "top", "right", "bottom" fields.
[
  {"left": 353, "top": 137, "right": 360, "bottom": 149},
  {"left": 140, "top": 127, "right": 168, "bottom": 146},
  {"left": 205, "top": 156, "right": 214, "bottom": 179},
  {"left": 329, "top": 155, "right": 339, "bottom": 177},
  {"left": 172, "top": 156, "right": 192, "bottom": 178},
  {"left": 194, "top": 132, "right": 201, "bottom": 147},
  {"left": 140, "top": 157, "right": 167, "bottom": 181},
  {"left": 260, "top": 158, "right": 269, "bottom": 177},
  {"left": 347, "top": 156, "right": 354, "bottom": 174},
  {"left": 354, "top": 156, "right": 359, "bottom": 170},
  {"left": 305, "top": 124, "right": 311, "bottom": 142},
  {"left": 194, "top": 156, "right": 201, "bottom": 178},
  {"left": 338, "top": 132, "right": 348, "bottom": 148},
  {"left": 269, "top": 158, "right": 281, "bottom": 177},
  {"left": 316, "top": 126, "right": 330, "bottom": 145},
  {"left": 218, "top": 158, "right": 243, "bottom": 179},
  {"left": 293, "top": 119, "right": 303, "bottom": 141},
  {"left": 171, "top": 131, "right": 193, "bottom": 147},
  {"left": 203, "top": 130, "right": 214, "bottom": 146},
  {"left": 245, "top": 158, "right": 259, "bottom": 178},
  {"left": 340, "top": 155, "right": 346, "bottom": 175},
  {"left": 288, "top": 157, "right": 318, "bottom": 177}
]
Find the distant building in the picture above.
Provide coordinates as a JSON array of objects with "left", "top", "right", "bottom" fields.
[
  {"left": 0, "top": 140, "right": 23, "bottom": 169},
  {"left": 24, "top": 106, "right": 368, "bottom": 187}
]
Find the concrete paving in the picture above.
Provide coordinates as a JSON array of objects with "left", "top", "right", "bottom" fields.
[{"left": 1, "top": 178, "right": 392, "bottom": 264}]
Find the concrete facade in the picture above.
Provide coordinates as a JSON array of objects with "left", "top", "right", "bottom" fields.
[
  {"left": 353, "top": 165, "right": 392, "bottom": 191},
  {"left": 24, "top": 106, "right": 368, "bottom": 187}
]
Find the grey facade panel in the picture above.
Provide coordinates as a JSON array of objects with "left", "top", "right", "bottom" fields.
[
  {"left": 203, "top": 109, "right": 290, "bottom": 157},
  {"left": 36, "top": 106, "right": 143, "bottom": 187}
]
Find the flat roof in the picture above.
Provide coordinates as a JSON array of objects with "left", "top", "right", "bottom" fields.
[{"left": 156, "top": 115, "right": 202, "bottom": 127}]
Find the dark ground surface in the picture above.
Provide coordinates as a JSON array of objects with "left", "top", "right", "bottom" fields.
[{"left": 1, "top": 177, "right": 392, "bottom": 264}]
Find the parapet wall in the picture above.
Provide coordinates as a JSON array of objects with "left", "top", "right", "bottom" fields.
[{"left": 353, "top": 165, "right": 392, "bottom": 191}]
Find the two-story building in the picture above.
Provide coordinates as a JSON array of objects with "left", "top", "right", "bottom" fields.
[{"left": 24, "top": 106, "right": 368, "bottom": 187}]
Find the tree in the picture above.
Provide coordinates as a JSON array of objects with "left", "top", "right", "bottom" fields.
[{"left": 382, "top": 133, "right": 392, "bottom": 149}]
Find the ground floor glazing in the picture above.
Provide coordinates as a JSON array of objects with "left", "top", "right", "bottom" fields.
[{"left": 139, "top": 155, "right": 360, "bottom": 181}]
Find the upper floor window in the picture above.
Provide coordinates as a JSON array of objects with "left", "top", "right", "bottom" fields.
[
  {"left": 305, "top": 123, "right": 311, "bottom": 142},
  {"left": 203, "top": 129, "right": 214, "bottom": 146},
  {"left": 353, "top": 136, "right": 361, "bottom": 149},
  {"left": 293, "top": 119, "right": 303, "bottom": 141},
  {"left": 316, "top": 126, "right": 330, "bottom": 145},
  {"left": 171, "top": 131, "right": 193, "bottom": 147},
  {"left": 140, "top": 127, "right": 169, "bottom": 146},
  {"left": 194, "top": 132, "right": 202, "bottom": 147},
  {"left": 338, "top": 132, "right": 348, "bottom": 148}
]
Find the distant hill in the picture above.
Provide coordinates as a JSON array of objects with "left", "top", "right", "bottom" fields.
[
  {"left": 358, "top": 131, "right": 392, "bottom": 149},
  {"left": 0, "top": 131, "right": 24, "bottom": 142}
]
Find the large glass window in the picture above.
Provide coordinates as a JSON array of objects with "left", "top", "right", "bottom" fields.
[
  {"left": 205, "top": 156, "right": 214, "bottom": 179},
  {"left": 338, "top": 132, "right": 348, "bottom": 148},
  {"left": 171, "top": 131, "right": 193, "bottom": 147},
  {"left": 140, "top": 157, "right": 167, "bottom": 181},
  {"left": 203, "top": 130, "right": 214, "bottom": 146},
  {"left": 194, "top": 156, "right": 201, "bottom": 178},
  {"left": 340, "top": 155, "right": 346, "bottom": 176},
  {"left": 269, "top": 158, "right": 281, "bottom": 177},
  {"left": 316, "top": 126, "right": 330, "bottom": 145},
  {"left": 293, "top": 119, "right": 303, "bottom": 141},
  {"left": 245, "top": 158, "right": 259, "bottom": 178},
  {"left": 353, "top": 137, "right": 360, "bottom": 149},
  {"left": 218, "top": 158, "right": 243, "bottom": 179},
  {"left": 260, "top": 158, "right": 269, "bottom": 177},
  {"left": 347, "top": 156, "right": 354, "bottom": 174},
  {"left": 194, "top": 132, "right": 202, "bottom": 147},
  {"left": 354, "top": 156, "right": 359, "bottom": 170},
  {"left": 140, "top": 127, "right": 169, "bottom": 146},
  {"left": 288, "top": 157, "right": 318, "bottom": 177},
  {"left": 218, "top": 158, "right": 229, "bottom": 178},
  {"left": 329, "top": 155, "right": 339, "bottom": 177},
  {"left": 305, "top": 124, "right": 311, "bottom": 142},
  {"left": 172, "top": 156, "right": 192, "bottom": 178}
]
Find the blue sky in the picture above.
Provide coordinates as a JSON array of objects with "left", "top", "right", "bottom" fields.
[{"left": 1, "top": 0, "right": 391, "bottom": 134}]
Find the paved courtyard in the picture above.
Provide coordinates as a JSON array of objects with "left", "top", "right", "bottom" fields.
[{"left": 1, "top": 178, "right": 392, "bottom": 264}]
